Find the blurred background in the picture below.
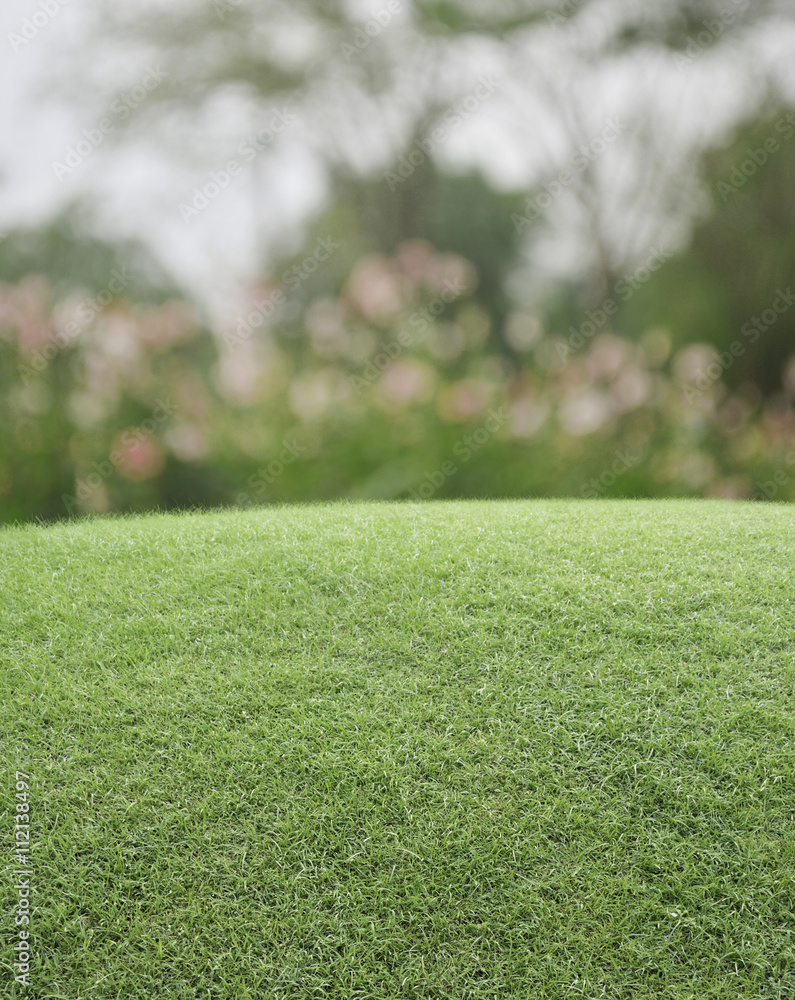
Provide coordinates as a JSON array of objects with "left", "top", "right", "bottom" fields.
[{"left": 2, "top": 0, "right": 795, "bottom": 523}]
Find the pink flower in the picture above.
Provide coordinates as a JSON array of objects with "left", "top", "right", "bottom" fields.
[
  {"left": 584, "top": 335, "right": 630, "bottom": 382},
  {"left": 437, "top": 379, "right": 494, "bottom": 422},
  {"left": 611, "top": 367, "right": 651, "bottom": 413},
  {"left": 424, "top": 253, "right": 477, "bottom": 298},
  {"left": 509, "top": 395, "right": 549, "bottom": 437},
  {"left": 672, "top": 344, "right": 719, "bottom": 385},
  {"left": 113, "top": 432, "right": 166, "bottom": 482},
  {"left": 345, "top": 256, "right": 406, "bottom": 323},
  {"left": 558, "top": 390, "right": 612, "bottom": 436},
  {"left": 136, "top": 301, "right": 197, "bottom": 352},
  {"left": 393, "top": 240, "right": 436, "bottom": 283},
  {"left": 377, "top": 360, "right": 434, "bottom": 407}
]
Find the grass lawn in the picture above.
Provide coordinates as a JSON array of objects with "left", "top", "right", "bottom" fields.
[{"left": 2, "top": 499, "right": 794, "bottom": 999}]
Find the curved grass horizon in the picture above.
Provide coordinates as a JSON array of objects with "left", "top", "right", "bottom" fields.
[{"left": 2, "top": 499, "right": 794, "bottom": 998}]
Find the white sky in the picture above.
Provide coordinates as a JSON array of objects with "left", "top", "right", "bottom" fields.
[{"left": 1, "top": 0, "right": 793, "bottom": 321}]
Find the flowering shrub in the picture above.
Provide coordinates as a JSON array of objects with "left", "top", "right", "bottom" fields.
[{"left": 2, "top": 241, "right": 794, "bottom": 523}]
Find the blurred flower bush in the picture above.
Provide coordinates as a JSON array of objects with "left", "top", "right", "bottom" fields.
[{"left": 3, "top": 241, "right": 795, "bottom": 523}]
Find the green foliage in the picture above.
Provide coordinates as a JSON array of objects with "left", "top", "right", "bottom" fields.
[
  {"left": 0, "top": 203, "right": 182, "bottom": 305},
  {"left": 2, "top": 236, "right": 795, "bottom": 524},
  {"left": 605, "top": 110, "right": 795, "bottom": 393},
  {"left": 305, "top": 165, "right": 526, "bottom": 352}
]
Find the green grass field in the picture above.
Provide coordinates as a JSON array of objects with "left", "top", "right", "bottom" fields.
[{"left": 2, "top": 499, "right": 794, "bottom": 998}]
